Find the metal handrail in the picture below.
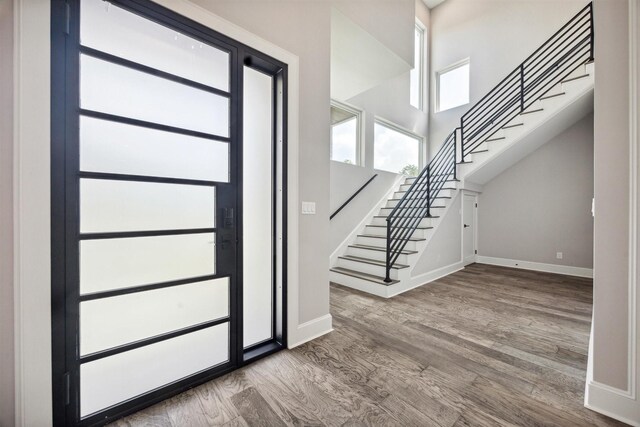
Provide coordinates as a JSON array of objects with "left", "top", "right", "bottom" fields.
[
  {"left": 384, "top": 3, "right": 593, "bottom": 282},
  {"left": 330, "top": 174, "right": 378, "bottom": 220}
]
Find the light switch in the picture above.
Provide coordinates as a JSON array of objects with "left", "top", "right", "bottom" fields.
[{"left": 301, "top": 201, "right": 316, "bottom": 215}]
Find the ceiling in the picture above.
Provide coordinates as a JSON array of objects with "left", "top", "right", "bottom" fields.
[{"left": 422, "top": 0, "right": 447, "bottom": 9}]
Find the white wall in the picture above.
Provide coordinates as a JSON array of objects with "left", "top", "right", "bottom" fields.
[
  {"left": 429, "top": 0, "right": 589, "bottom": 153},
  {"left": 412, "top": 192, "right": 463, "bottom": 275},
  {"left": 330, "top": 0, "right": 431, "bottom": 255},
  {"left": 478, "top": 114, "right": 594, "bottom": 269},
  {"left": 0, "top": 0, "right": 14, "bottom": 425}
]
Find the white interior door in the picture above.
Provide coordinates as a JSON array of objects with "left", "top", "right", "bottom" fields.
[{"left": 463, "top": 193, "right": 477, "bottom": 265}]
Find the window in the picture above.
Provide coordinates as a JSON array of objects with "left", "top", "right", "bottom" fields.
[
  {"left": 410, "top": 22, "right": 425, "bottom": 109},
  {"left": 436, "top": 59, "right": 470, "bottom": 112},
  {"left": 330, "top": 101, "right": 362, "bottom": 165},
  {"left": 374, "top": 120, "right": 422, "bottom": 176}
]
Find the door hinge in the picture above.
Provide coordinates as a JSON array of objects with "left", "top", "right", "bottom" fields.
[
  {"left": 64, "top": 2, "right": 71, "bottom": 35},
  {"left": 475, "top": 250, "right": 477, "bottom": 254},
  {"left": 63, "top": 372, "right": 71, "bottom": 405},
  {"left": 475, "top": 203, "right": 477, "bottom": 208}
]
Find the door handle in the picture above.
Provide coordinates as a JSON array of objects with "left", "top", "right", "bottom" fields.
[{"left": 464, "top": 224, "right": 470, "bottom": 228}]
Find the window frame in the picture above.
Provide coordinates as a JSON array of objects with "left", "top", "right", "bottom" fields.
[
  {"left": 435, "top": 57, "right": 470, "bottom": 113},
  {"left": 373, "top": 116, "right": 425, "bottom": 175},
  {"left": 330, "top": 99, "right": 364, "bottom": 167},
  {"left": 410, "top": 20, "right": 426, "bottom": 110}
]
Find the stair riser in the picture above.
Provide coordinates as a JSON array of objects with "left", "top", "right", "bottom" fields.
[
  {"left": 399, "top": 182, "right": 458, "bottom": 192},
  {"left": 336, "top": 257, "right": 401, "bottom": 279},
  {"left": 347, "top": 247, "right": 411, "bottom": 264},
  {"left": 364, "top": 225, "right": 429, "bottom": 239},
  {"left": 356, "top": 236, "right": 418, "bottom": 250},
  {"left": 380, "top": 206, "right": 446, "bottom": 216},
  {"left": 393, "top": 189, "right": 455, "bottom": 199},
  {"left": 370, "top": 216, "right": 435, "bottom": 227}
]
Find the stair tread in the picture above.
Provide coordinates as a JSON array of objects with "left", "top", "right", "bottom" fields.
[
  {"left": 349, "top": 244, "right": 418, "bottom": 255},
  {"left": 561, "top": 74, "right": 589, "bottom": 83},
  {"left": 373, "top": 215, "right": 440, "bottom": 219},
  {"left": 366, "top": 224, "right": 433, "bottom": 230},
  {"left": 357, "top": 233, "right": 426, "bottom": 241},
  {"left": 339, "top": 255, "right": 409, "bottom": 269},
  {"left": 388, "top": 197, "right": 451, "bottom": 201},
  {"left": 502, "top": 123, "right": 524, "bottom": 129},
  {"left": 539, "top": 91, "right": 566, "bottom": 100},
  {"left": 380, "top": 206, "right": 446, "bottom": 210},
  {"left": 520, "top": 108, "right": 544, "bottom": 115},
  {"left": 470, "top": 149, "right": 489, "bottom": 154},
  {"left": 457, "top": 161, "right": 473, "bottom": 164},
  {"left": 485, "top": 136, "right": 506, "bottom": 142},
  {"left": 330, "top": 267, "right": 399, "bottom": 286}
]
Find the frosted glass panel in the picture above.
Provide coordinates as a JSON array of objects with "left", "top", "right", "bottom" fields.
[
  {"left": 80, "top": 179, "right": 215, "bottom": 233},
  {"left": 80, "top": 233, "right": 215, "bottom": 294},
  {"left": 81, "top": 0, "right": 229, "bottom": 91},
  {"left": 80, "top": 55, "right": 229, "bottom": 136},
  {"left": 80, "top": 278, "right": 229, "bottom": 355},
  {"left": 80, "top": 116, "right": 229, "bottom": 182},
  {"left": 243, "top": 67, "right": 273, "bottom": 348},
  {"left": 80, "top": 324, "right": 228, "bottom": 417}
]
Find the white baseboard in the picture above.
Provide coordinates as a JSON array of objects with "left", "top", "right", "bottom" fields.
[
  {"left": 393, "top": 261, "right": 465, "bottom": 298},
  {"left": 476, "top": 255, "right": 593, "bottom": 278},
  {"left": 585, "top": 381, "right": 639, "bottom": 427},
  {"left": 287, "top": 314, "right": 333, "bottom": 349}
]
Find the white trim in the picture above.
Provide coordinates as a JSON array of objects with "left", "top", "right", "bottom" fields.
[
  {"left": 13, "top": 1, "right": 304, "bottom": 424},
  {"left": 476, "top": 256, "right": 593, "bottom": 278},
  {"left": 287, "top": 314, "right": 333, "bottom": 348},
  {"left": 402, "top": 261, "right": 465, "bottom": 297},
  {"left": 461, "top": 192, "right": 478, "bottom": 266},
  {"left": 373, "top": 116, "right": 426, "bottom": 171},
  {"left": 329, "top": 174, "right": 405, "bottom": 267},
  {"left": 585, "top": 382, "right": 640, "bottom": 427},
  {"left": 330, "top": 99, "right": 364, "bottom": 167},
  {"left": 435, "top": 57, "right": 470, "bottom": 113}
]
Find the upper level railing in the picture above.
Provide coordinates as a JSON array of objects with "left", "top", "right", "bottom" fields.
[
  {"left": 384, "top": 3, "right": 593, "bottom": 282},
  {"left": 460, "top": 2, "right": 593, "bottom": 160}
]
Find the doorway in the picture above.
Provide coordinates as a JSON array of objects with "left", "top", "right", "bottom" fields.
[
  {"left": 462, "top": 192, "right": 477, "bottom": 266},
  {"left": 50, "top": 0, "right": 287, "bottom": 424}
]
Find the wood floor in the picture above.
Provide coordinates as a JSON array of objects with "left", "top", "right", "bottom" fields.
[{"left": 111, "top": 264, "right": 627, "bottom": 427}]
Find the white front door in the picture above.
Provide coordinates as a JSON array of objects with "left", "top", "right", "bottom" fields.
[{"left": 462, "top": 193, "right": 477, "bottom": 265}]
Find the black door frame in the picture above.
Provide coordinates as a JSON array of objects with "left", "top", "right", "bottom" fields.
[{"left": 51, "top": 1, "right": 287, "bottom": 425}]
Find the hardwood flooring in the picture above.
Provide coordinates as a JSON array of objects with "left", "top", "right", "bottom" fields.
[{"left": 110, "top": 264, "right": 628, "bottom": 427}]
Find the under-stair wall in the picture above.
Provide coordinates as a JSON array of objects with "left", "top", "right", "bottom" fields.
[{"left": 477, "top": 113, "right": 594, "bottom": 276}]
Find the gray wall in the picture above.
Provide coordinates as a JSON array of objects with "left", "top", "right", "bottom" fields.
[
  {"left": 191, "top": 0, "right": 331, "bottom": 324},
  {"left": 478, "top": 114, "right": 594, "bottom": 269},
  {"left": 0, "top": 0, "right": 14, "bottom": 424},
  {"left": 192, "top": 0, "right": 419, "bottom": 323},
  {"left": 330, "top": 0, "right": 431, "bottom": 254},
  {"left": 429, "top": 0, "right": 589, "bottom": 153},
  {"left": 592, "top": 0, "right": 630, "bottom": 391},
  {"left": 412, "top": 193, "right": 463, "bottom": 275}
]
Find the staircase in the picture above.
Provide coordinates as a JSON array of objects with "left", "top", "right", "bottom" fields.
[{"left": 330, "top": 3, "right": 595, "bottom": 297}]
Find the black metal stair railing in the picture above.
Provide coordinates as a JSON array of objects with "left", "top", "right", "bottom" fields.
[
  {"left": 384, "top": 130, "right": 457, "bottom": 282},
  {"left": 384, "top": 3, "right": 593, "bottom": 282},
  {"left": 460, "top": 2, "right": 594, "bottom": 159}
]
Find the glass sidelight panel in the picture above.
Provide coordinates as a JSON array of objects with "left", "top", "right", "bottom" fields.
[
  {"left": 242, "top": 67, "right": 274, "bottom": 348},
  {"left": 80, "top": 54, "right": 230, "bottom": 136},
  {"left": 80, "top": 116, "right": 230, "bottom": 182},
  {"left": 80, "top": 233, "right": 216, "bottom": 295},
  {"left": 80, "top": 179, "right": 215, "bottom": 233},
  {"left": 80, "top": 278, "right": 229, "bottom": 355},
  {"left": 80, "top": 0, "right": 230, "bottom": 91},
  {"left": 80, "top": 323, "right": 229, "bottom": 417}
]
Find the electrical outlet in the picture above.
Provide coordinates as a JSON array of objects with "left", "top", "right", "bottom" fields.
[{"left": 556, "top": 252, "right": 563, "bottom": 259}]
